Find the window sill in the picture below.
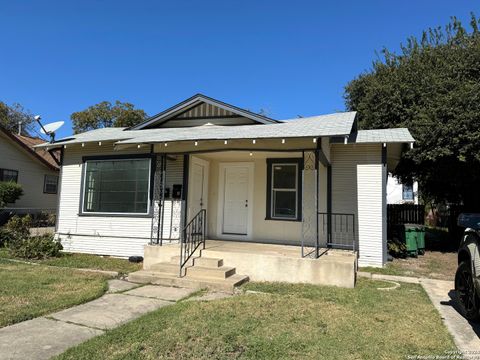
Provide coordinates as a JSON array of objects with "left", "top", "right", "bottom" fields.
[
  {"left": 78, "top": 212, "right": 152, "bottom": 218},
  {"left": 264, "top": 217, "right": 301, "bottom": 222}
]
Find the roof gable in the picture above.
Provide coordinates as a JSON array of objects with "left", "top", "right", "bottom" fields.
[
  {"left": 130, "top": 94, "right": 278, "bottom": 129},
  {"left": 0, "top": 126, "right": 59, "bottom": 171}
]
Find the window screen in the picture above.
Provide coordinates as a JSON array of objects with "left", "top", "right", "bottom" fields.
[{"left": 82, "top": 158, "right": 150, "bottom": 214}]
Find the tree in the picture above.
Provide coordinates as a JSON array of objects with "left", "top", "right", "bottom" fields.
[
  {"left": 71, "top": 101, "right": 147, "bottom": 134},
  {"left": 345, "top": 14, "right": 480, "bottom": 210},
  {"left": 0, "top": 102, "right": 35, "bottom": 135}
]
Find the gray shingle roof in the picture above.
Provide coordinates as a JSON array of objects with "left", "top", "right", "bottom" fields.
[
  {"left": 36, "top": 111, "right": 359, "bottom": 147},
  {"left": 355, "top": 128, "right": 415, "bottom": 143}
]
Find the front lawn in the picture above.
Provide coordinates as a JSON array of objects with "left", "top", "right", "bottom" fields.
[
  {"left": 0, "top": 248, "right": 142, "bottom": 275},
  {"left": 361, "top": 250, "right": 457, "bottom": 281},
  {"left": 0, "top": 259, "right": 109, "bottom": 328},
  {"left": 55, "top": 279, "right": 455, "bottom": 359},
  {"left": 40, "top": 252, "right": 142, "bottom": 275}
]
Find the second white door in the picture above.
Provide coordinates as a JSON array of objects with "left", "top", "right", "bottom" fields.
[{"left": 222, "top": 164, "right": 251, "bottom": 235}]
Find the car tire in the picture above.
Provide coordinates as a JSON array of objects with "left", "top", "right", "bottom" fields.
[{"left": 455, "top": 261, "right": 480, "bottom": 321}]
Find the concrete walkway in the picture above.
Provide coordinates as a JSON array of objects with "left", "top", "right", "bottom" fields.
[
  {"left": 360, "top": 272, "right": 480, "bottom": 356},
  {"left": 0, "top": 280, "right": 198, "bottom": 360}
]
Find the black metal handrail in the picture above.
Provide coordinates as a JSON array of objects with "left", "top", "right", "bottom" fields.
[
  {"left": 179, "top": 209, "right": 206, "bottom": 276},
  {"left": 318, "top": 212, "right": 356, "bottom": 252}
]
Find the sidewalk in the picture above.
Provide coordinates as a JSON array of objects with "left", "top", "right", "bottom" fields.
[
  {"left": 360, "top": 272, "right": 480, "bottom": 356},
  {"left": 0, "top": 280, "right": 197, "bottom": 360}
]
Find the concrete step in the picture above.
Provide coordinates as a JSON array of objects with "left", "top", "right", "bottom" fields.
[
  {"left": 127, "top": 270, "right": 249, "bottom": 293},
  {"left": 185, "top": 265, "right": 236, "bottom": 280},
  {"left": 149, "top": 262, "right": 179, "bottom": 274},
  {"left": 170, "top": 256, "right": 223, "bottom": 268}
]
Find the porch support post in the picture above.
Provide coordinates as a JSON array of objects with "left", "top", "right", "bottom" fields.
[
  {"left": 182, "top": 154, "right": 190, "bottom": 241},
  {"left": 327, "top": 164, "right": 332, "bottom": 247},
  {"left": 301, "top": 150, "right": 318, "bottom": 258}
]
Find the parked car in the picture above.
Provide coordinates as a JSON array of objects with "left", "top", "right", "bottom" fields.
[{"left": 456, "top": 213, "right": 480, "bottom": 321}]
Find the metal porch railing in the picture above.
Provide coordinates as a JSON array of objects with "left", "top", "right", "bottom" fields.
[
  {"left": 318, "top": 212, "right": 356, "bottom": 252},
  {"left": 179, "top": 209, "right": 206, "bottom": 276}
]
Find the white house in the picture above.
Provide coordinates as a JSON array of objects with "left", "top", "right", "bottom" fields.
[
  {"left": 0, "top": 126, "right": 59, "bottom": 214},
  {"left": 37, "top": 94, "right": 414, "bottom": 288},
  {"left": 387, "top": 173, "right": 419, "bottom": 204}
]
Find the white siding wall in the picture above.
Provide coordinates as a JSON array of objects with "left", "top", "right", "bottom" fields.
[
  {"left": 0, "top": 132, "right": 58, "bottom": 210},
  {"left": 57, "top": 144, "right": 180, "bottom": 257},
  {"left": 331, "top": 144, "right": 386, "bottom": 267}
]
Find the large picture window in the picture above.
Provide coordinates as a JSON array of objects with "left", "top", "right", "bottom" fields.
[
  {"left": 82, "top": 157, "right": 151, "bottom": 215},
  {"left": 266, "top": 158, "right": 302, "bottom": 221}
]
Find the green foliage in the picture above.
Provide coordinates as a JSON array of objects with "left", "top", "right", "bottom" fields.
[
  {"left": 8, "top": 234, "right": 63, "bottom": 259},
  {"left": 0, "top": 101, "right": 35, "bottom": 135},
  {"left": 0, "top": 182, "right": 23, "bottom": 207},
  {"left": 71, "top": 100, "right": 147, "bottom": 134},
  {"left": 4, "top": 215, "right": 62, "bottom": 259},
  {"left": 345, "top": 14, "right": 480, "bottom": 209}
]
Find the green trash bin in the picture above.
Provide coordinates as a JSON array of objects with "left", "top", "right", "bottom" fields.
[
  {"left": 403, "top": 224, "right": 418, "bottom": 257},
  {"left": 415, "top": 225, "right": 425, "bottom": 255}
]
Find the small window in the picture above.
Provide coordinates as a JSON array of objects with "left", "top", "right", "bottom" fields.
[
  {"left": 266, "top": 159, "right": 302, "bottom": 221},
  {"left": 44, "top": 175, "right": 59, "bottom": 194},
  {"left": 402, "top": 183, "right": 414, "bottom": 201},
  {"left": 0, "top": 168, "right": 18, "bottom": 183},
  {"left": 82, "top": 158, "right": 151, "bottom": 215}
]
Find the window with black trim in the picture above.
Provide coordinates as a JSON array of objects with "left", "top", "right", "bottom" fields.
[
  {"left": 44, "top": 175, "right": 59, "bottom": 194},
  {"left": 0, "top": 168, "right": 18, "bottom": 183},
  {"left": 82, "top": 158, "right": 151, "bottom": 214},
  {"left": 266, "top": 158, "right": 302, "bottom": 221}
]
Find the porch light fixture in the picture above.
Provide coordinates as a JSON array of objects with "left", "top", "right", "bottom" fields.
[
  {"left": 249, "top": 152, "right": 253, "bottom": 156},
  {"left": 281, "top": 139, "right": 285, "bottom": 144},
  {"left": 137, "top": 144, "right": 141, "bottom": 148},
  {"left": 81, "top": 143, "right": 85, "bottom": 147},
  {"left": 252, "top": 139, "right": 256, "bottom": 144},
  {"left": 383, "top": 142, "right": 387, "bottom": 148},
  {"left": 224, "top": 140, "right": 228, "bottom": 145},
  {"left": 164, "top": 143, "right": 168, "bottom": 147},
  {"left": 98, "top": 141, "right": 102, "bottom": 146},
  {"left": 410, "top": 142, "right": 414, "bottom": 149},
  {"left": 64, "top": 145, "right": 67, "bottom": 149},
  {"left": 344, "top": 136, "right": 348, "bottom": 144},
  {"left": 313, "top": 138, "right": 317, "bottom": 143},
  {"left": 194, "top": 141, "right": 198, "bottom": 146}
]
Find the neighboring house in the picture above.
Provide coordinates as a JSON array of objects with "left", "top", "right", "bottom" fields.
[
  {"left": 37, "top": 94, "right": 414, "bottom": 287},
  {"left": 0, "top": 126, "right": 59, "bottom": 211},
  {"left": 387, "top": 174, "right": 419, "bottom": 204}
]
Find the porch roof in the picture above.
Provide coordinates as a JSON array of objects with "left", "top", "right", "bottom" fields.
[{"left": 355, "top": 128, "right": 415, "bottom": 144}]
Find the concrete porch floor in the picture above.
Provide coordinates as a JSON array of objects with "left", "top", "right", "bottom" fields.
[{"left": 143, "top": 240, "right": 357, "bottom": 288}]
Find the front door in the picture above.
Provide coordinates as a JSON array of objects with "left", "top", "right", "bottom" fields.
[
  {"left": 222, "top": 164, "right": 252, "bottom": 235},
  {"left": 188, "top": 157, "right": 209, "bottom": 220}
]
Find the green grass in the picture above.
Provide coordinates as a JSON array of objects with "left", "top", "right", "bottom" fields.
[
  {"left": 0, "top": 248, "right": 142, "bottom": 275},
  {"left": 0, "top": 259, "right": 109, "bottom": 328},
  {"left": 40, "top": 253, "right": 142, "bottom": 275},
  {"left": 55, "top": 279, "right": 455, "bottom": 360}
]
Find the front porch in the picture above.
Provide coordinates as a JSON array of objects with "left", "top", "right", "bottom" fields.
[{"left": 129, "top": 240, "right": 357, "bottom": 289}]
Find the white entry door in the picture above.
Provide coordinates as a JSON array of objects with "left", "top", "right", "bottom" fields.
[
  {"left": 188, "top": 157, "right": 209, "bottom": 220},
  {"left": 221, "top": 164, "right": 252, "bottom": 235}
]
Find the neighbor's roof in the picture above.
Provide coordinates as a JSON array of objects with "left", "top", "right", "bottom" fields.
[
  {"left": 355, "top": 128, "right": 415, "bottom": 144},
  {"left": 36, "top": 111, "right": 359, "bottom": 147},
  {"left": 0, "top": 126, "right": 59, "bottom": 170}
]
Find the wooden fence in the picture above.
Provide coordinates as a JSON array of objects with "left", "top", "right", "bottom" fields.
[{"left": 387, "top": 204, "right": 425, "bottom": 227}]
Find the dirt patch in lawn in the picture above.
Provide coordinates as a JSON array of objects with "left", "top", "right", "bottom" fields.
[{"left": 362, "top": 251, "right": 457, "bottom": 281}]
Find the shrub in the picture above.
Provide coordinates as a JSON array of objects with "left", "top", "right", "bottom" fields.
[
  {"left": 3, "top": 215, "right": 62, "bottom": 259},
  {"left": 0, "top": 182, "right": 23, "bottom": 207},
  {"left": 8, "top": 234, "right": 63, "bottom": 259},
  {"left": 5, "top": 215, "right": 31, "bottom": 240}
]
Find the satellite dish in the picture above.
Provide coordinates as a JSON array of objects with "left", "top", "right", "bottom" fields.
[
  {"left": 35, "top": 116, "right": 64, "bottom": 142},
  {"left": 40, "top": 121, "right": 64, "bottom": 135}
]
